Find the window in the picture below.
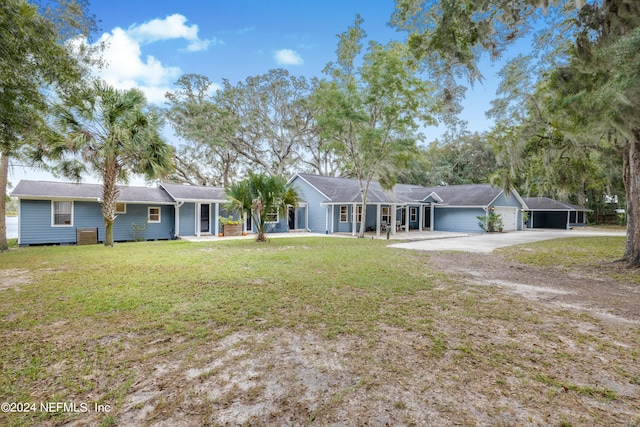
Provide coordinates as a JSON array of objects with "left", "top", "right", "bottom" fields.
[
  {"left": 381, "top": 207, "right": 390, "bottom": 224},
  {"left": 52, "top": 201, "right": 73, "bottom": 226},
  {"left": 410, "top": 207, "right": 417, "bottom": 222},
  {"left": 148, "top": 207, "right": 161, "bottom": 223},
  {"left": 339, "top": 205, "right": 348, "bottom": 223},
  {"left": 265, "top": 207, "right": 279, "bottom": 223},
  {"left": 115, "top": 202, "right": 126, "bottom": 214},
  {"left": 356, "top": 205, "right": 363, "bottom": 222}
]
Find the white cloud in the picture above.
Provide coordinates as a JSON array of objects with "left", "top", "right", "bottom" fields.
[
  {"left": 274, "top": 49, "right": 304, "bottom": 66},
  {"left": 127, "top": 13, "right": 220, "bottom": 52},
  {"left": 77, "top": 14, "right": 221, "bottom": 104}
]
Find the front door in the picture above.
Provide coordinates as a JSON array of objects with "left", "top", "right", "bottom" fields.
[
  {"left": 288, "top": 206, "right": 296, "bottom": 230},
  {"left": 200, "top": 204, "right": 210, "bottom": 233},
  {"left": 424, "top": 205, "right": 431, "bottom": 228}
]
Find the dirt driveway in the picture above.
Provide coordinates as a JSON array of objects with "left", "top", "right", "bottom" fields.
[{"left": 390, "top": 229, "right": 626, "bottom": 253}]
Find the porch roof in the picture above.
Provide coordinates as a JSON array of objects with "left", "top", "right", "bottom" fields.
[{"left": 523, "top": 197, "right": 591, "bottom": 211}]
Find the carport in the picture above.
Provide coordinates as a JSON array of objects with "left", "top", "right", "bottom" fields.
[{"left": 523, "top": 197, "right": 591, "bottom": 229}]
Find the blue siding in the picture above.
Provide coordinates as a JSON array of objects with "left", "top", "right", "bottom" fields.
[
  {"left": 178, "top": 203, "right": 196, "bottom": 236},
  {"left": 434, "top": 207, "right": 485, "bottom": 233},
  {"left": 20, "top": 200, "right": 77, "bottom": 245},
  {"left": 20, "top": 199, "right": 174, "bottom": 245},
  {"left": 111, "top": 204, "right": 174, "bottom": 241},
  {"left": 291, "top": 176, "right": 329, "bottom": 233}
]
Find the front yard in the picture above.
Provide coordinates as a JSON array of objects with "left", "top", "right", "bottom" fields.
[{"left": 0, "top": 236, "right": 638, "bottom": 426}]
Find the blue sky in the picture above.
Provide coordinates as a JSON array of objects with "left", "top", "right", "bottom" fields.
[{"left": 12, "top": 0, "right": 505, "bottom": 185}]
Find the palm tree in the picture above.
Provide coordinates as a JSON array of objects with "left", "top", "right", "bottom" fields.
[
  {"left": 225, "top": 173, "right": 299, "bottom": 242},
  {"left": 51, "top": 80, "right": 173, "bottom": 246}
]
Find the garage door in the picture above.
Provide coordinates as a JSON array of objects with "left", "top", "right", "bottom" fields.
[{"left": 493, "top": 207, "right": 518, "bottom": 231}]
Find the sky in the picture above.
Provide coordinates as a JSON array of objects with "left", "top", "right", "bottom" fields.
[{"left": 11, "top": 0, "right": 505, "bottom": 186}]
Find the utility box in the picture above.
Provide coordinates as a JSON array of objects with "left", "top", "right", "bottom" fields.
[{"left": 76, "top": 228, "right": 98, "bottom": 245}]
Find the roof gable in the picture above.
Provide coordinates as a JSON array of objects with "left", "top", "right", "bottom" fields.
[{"left": 159, "top": 182, "right": 226, "bottom": 202}]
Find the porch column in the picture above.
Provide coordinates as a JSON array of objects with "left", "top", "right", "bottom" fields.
[
  {"left": 430, "top": 204, "right": 435, "bottom": 232},
  {"left": 390, "top": 204, "right": 397, "bottom": 236},
  {"left": 330, "top": 205, "right": 335, "bottom": 234},
  {"left": 352, "top": 203, "right": 357, "bottom": 236},
  {"left": 376, "top": 204, "right": 381, "bottom": 238},
  {"left": 242, "top": 211, "right": 247, "bottom": 234},
  {"left": 418, "top": 204, "right": 423, "bottom": 232},
  {"left": 196, "top": 203, "right": 201, "bottom": 237},
  {"left": 175, "top": 203, "right": 180, "bottom": 239},
  {"left": 325, "top": 206, "right": 329, "bottom": 234},
  {"left": 214, "top": 203, "right": 220, "bottom": 237},
  {"left": 405, "top": 205, "right": 410, "bottom": 234},
  {"left": 531, "top": 212, "right": 534, "bottom": 228},
  {"left": 567, "top": 211, "right": 570, "bottom": 230}
]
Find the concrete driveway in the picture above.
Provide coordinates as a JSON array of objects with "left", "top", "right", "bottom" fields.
[{"left": 389, "top": 229, "right": 626, "bottom": 253}]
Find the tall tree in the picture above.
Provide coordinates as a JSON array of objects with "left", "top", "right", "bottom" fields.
[
  {"left": 393, "top": 0, "right": 640, "bottom": 267},
  {"left": 214, "top": 69, "right": 314, "bottom": 177},
  {"left": 48, "top": 80, "right": 174, "bottom": 246},
  {"left": 225, "top": 172, "right": 299, "bottom": 242},
  {"left": 313, "top": 15, "right": 437, "bottom": 237},
  {"left": 0, "top": 0, "right": 98, "bottom": 251},
  {"left": 165, "top": 74, "right": 240, "bottom": 187},
  {"left": 403, "top": 131, "right": 496, "bottom": 186}
]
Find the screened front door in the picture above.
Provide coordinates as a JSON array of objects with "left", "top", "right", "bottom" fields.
[{"left": 200, "top": 204, "right": 210, "bottom": 233}]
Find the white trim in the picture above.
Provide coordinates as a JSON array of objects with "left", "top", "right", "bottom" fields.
[
  {"left": 51, "top": 200, "right": 73, "bottom": 227},
  {"left": 148, "top": 206, "right": 161, "bottom": 223},
  {"left": 215, "top": 203, "right": 220, "bottom": 236},
  {"left": 175, "top": 201, "right": 183, "bottom": 238},
  {"left": 410, "top": 207, "right": 417, "bottom": 222},
  {"left": 17, "top": 199, "right": 21, "bottom": 245},
  {"left": 421, "top": 192, "right": 443, "bottom": 203}
]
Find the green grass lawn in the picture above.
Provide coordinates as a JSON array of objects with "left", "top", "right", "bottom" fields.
[{"left": 0, "top": 236, "right": 638, "bottom": 426}]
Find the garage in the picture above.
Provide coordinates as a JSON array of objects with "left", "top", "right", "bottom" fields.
[
  {"left": 523, "top": 197, "right": 591, "bottom": 229},
  {"left": 493, "top": 206, "right": 518, "bottom": 231}
]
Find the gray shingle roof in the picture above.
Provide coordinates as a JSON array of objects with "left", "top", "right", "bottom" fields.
[
  {"left": 160, "top": 182, "right": 226, "bottom": 202},
  {"left": 296, "top": 174, "right": 408, "bottom": 204},
  {"left": 296, "top": 174, "right": 508, "bottom": 206},
  {"left": 523, "top": 197, "right": 590, "bottom": 211},
  {"left": 11, "top": 180, "right": 175, "bottom": 204},
  {"left": 410, "top": 184, "right": 503, "bottom": 206}
]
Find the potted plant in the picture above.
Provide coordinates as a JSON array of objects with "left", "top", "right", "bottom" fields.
[{"left": 219, "top": 216, "right": 244, "bottom": 236}]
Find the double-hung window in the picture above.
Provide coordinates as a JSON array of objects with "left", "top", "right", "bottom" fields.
[
  {"left": 356, "top": 205, "right": 363, "bottom": 223},
  {"left": 410, "top": 207, "right": 417, "bottom": 222},
  {"left": 339, "top": 206, "right": 348, "bottom": 222},
  {"left": 265, "top": 207, "right": 279, "bottom": 223},
  {"left": 381, "top": 207, "right": 390, "bottom": 224},
  {"left": 148, "top": 207, "right": 161, "bottom": 223},
  {"left": 52, "top": 201, "right": 73, "bottom": 226}
]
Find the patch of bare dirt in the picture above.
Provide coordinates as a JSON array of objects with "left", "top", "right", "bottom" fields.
[
  {"left": 427, "top": 252, "right": 640, "bottom": 325},
  {"left": 0, "top": 268, "right": 31, "bottom": 291}
]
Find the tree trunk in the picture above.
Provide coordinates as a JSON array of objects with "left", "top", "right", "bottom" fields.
[
  {"left": 101, "top": 159, "right": 120, "bottom": 247},
  {"left": 623, "top": 134, "right": 640, "bottom": 267},
  {"left": 0, "top": 149, "right": 9, "bottom": 252}
]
